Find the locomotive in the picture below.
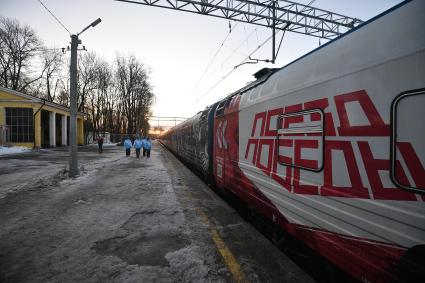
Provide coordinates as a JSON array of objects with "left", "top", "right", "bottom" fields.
[{"left": 160, "top": 1, "right": 425, "bottom": 282}]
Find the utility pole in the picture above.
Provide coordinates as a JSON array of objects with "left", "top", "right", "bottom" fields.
[
  {"left": 68, "top": 18, "right": 101, "bottom": 177},
  {"left": 69, "top": 34, "right": 79, "bottom": 177}
]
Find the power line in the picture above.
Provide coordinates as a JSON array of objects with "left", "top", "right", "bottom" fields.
[
  {"left": 243, "top": 26, "right": 251, "bottom": 54},
  {"left": 194, "top": 27, "right": 260, "bottom": 102},
  {"left": 193, "top": 23, "right": 258, "bottom": 102},
  {"left": 223, "top": 44, "right": 248, "bottom": 57},
  {"left": 196, "top": 0, "right": 316, "bottom": 102},
  {"left": 196, "top": 35, "right": 272, "bottom": 102},
  {"left": 37, "top": 0, "right": 71, "bottom": 35},
  {"left": 193, "top": 21, "right": 239, "bottom": 94},
  {"left": 199, "top": 28, "right": 257, "bottom": 85}
]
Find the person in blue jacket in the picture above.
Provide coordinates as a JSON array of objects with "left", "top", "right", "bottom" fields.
[
  {"left": 133, "top": 137, "right": 143, "bottom": 158},
  {"left": 123, "top": 136, "right": 132, "bottom": 157},
  {"left": 144, "top": 136, "right": 152, "bottom": 158},
  {"left": 141, "top": 136, "right": 147, "bottom": 157}
]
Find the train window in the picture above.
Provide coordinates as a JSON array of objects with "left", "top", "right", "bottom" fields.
[
  {"left": 390, "top": 89, "right": 425, "bottom": 193},
  {"left": 276, "top": 109, "right": 324, "bottom": 172},
  {"left": 224, "top": 95, "right": 236, "bottom": 108},
  {"left": 215, "top": 100, "right": 226, "bottom": 117}
]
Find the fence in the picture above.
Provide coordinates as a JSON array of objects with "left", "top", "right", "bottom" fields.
[
  {"left": 86, "top": 133, "right": 144, "bottom": 145},
  {"left": 109, "top": 134, "right": 144, "bottom": 144}
]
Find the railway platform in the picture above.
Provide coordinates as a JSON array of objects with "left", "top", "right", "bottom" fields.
[{"left": 0, "top": 142, "right": 314, "bottom": 282}]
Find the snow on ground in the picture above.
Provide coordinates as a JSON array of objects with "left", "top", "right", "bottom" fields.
[
  {"left": 0, "top": 158, "right": 62, "bottom": 199},
  {"left": 0, "top": 146, "right": 32, "bottom": 155},
  {"left": 0, "top": 146, "right": 122, "bottom": 199},
  {"left": 0, "top": 142, "right": 314, "bottom": 282},
  {"left": 0, "top": 144, "right": 225, "bottom": 282}
]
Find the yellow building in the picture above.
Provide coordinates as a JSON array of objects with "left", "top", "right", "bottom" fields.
[{"left": 0, "top": 87, "right": 85, "bottom": 148}]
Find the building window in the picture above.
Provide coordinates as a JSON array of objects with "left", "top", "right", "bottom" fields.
[{"left": 5, "top": 108, "right": 34, "bottom": 142}]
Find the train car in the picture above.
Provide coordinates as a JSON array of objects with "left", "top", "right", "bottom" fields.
[
  {"left": 161, "top": 102, "right": 218, "bottom": 179},
  {"left": 160, "top": 1, "right": 425, "bottom": 282}
]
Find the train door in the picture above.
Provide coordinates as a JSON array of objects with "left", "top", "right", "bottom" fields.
[
  {"left": 391, "top": 88, "right": 425, "bottom": 193},
  {"left": 214, "top": 99, "right": 227, "bottom": 189},
  {"left": 207, "top": 102, "right": 219, "bottom": 179},
  {"left": 222, "top": 95, "right": 242, "bottom": 193}
]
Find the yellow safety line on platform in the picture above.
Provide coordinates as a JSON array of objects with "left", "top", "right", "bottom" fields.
[
  {"left": 197, "top": 208, "right": 249, "bottom": 283},
  {"left": 164, "top": 146, "right": 248, "bottom": 282},
  {"left": 186, "top": 190, "right": 249, "bottom": 283}
]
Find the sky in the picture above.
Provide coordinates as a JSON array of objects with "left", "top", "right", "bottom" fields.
[{"left": 0, "top": 0, "right": 404, "bottom": 124}]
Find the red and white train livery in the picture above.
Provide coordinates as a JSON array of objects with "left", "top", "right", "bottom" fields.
[{"left": 160, "top": 1, "right": 425, "bottom": 281}]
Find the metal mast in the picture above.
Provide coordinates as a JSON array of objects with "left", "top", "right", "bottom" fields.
[{"left": 116, "top": 0, "right": 362, "bottom": 63}]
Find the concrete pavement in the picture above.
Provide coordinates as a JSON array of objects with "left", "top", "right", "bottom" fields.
[{"left": 0, "top": 142, "right": 314, "bottom": 282}]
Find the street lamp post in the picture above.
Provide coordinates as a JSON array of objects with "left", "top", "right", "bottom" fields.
[{"left": 69, "top": 18, "right": 101, "bottom": 177}]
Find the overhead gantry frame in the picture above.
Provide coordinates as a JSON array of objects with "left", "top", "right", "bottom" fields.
[{"left": 116, "top": 0, "right": 363, "bottom": 63}]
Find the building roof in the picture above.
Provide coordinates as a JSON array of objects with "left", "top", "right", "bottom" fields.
[{"left": 0, "top": 86, "right": 86, "bottom": 116}]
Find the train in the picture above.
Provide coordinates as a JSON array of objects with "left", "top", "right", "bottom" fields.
[{"left": 159, "top": 1, "right": 425, "bottom": 282}]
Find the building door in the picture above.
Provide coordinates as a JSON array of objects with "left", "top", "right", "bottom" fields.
[{"left": 41, "top": 110, "right": 50, "bottom": 147}]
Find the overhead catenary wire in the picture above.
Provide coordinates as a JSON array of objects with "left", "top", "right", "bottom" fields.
[
  {"left": 193, "top": 21, "right": 240, "bottom": 93},
  {"left": 195, "top": 0, "right": 295, "bottom": 100},
  {"left": 244, "top": 26, "right": 251, "bottom": 54},
  {"left": 196, "top": 26, "right": 277, "bottom": 102},
  {"left": 197, "top": 28, "right": 257, "bottom": 86},
  {"left": 196, "top": 0, "right": 316, "bottom": 102},
  {"left": 223, "top": 44, "right": 250, "bottom": 58},
  {"left": 196, "top": 34, "right": 273, "bottom": 102},
  {"left": 37, "top": 0, "right": 71, "bottom": 35}
]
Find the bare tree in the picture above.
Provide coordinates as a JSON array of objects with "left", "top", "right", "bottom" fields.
[
  {"left": 29, "top": 49, "right": 65, "bottom": 101},
  {"left": 98, "top": 60, "right": 114, "bottom": 135},
  {"left": 104, "top": 73, "right": 118, "bottom": 134},
  {"left": 0, "top": 16, "right": 43, "bottom": 91},
  {"left": 0, "top": 15, "right": 156, "bottom": 137},
  {"left": 115, "top": 54, "right": 154, "bottom": 135},
  {"left": 87, "top": 56, "right": 112, "bottom": 137},
  {"left": 41, "top": 49, "right": 64, "bottom": 101},
  {"left": 56, "top": 85, "right": 69, "bottom": 106},
  {"left": 77, "top": 52, "right": 97, "bottom": 112}
]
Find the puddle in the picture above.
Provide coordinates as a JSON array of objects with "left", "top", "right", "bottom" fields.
[{"left": 94, "top": 233, "right": 189, "bottom": 266}]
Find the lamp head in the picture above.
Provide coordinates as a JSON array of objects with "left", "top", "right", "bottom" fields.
[{"left": 91, "top": 18, "right": 101, "bottom": 28}]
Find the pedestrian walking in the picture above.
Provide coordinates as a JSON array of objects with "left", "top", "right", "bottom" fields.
[
  {"left": 134, "top": 137, "right": 142, "bottom": 158},
  {"left": 97, "top": 135, "right": 104, "bottom": 153},
  {"left": 124, "top": 136, "right": 132, "bottom": 157},
  {"left": 145, "top": 136, "right": 152, "bottom": 158},
  {"left": 141, "top": 136, "right": 147, "bottom": 157}
]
